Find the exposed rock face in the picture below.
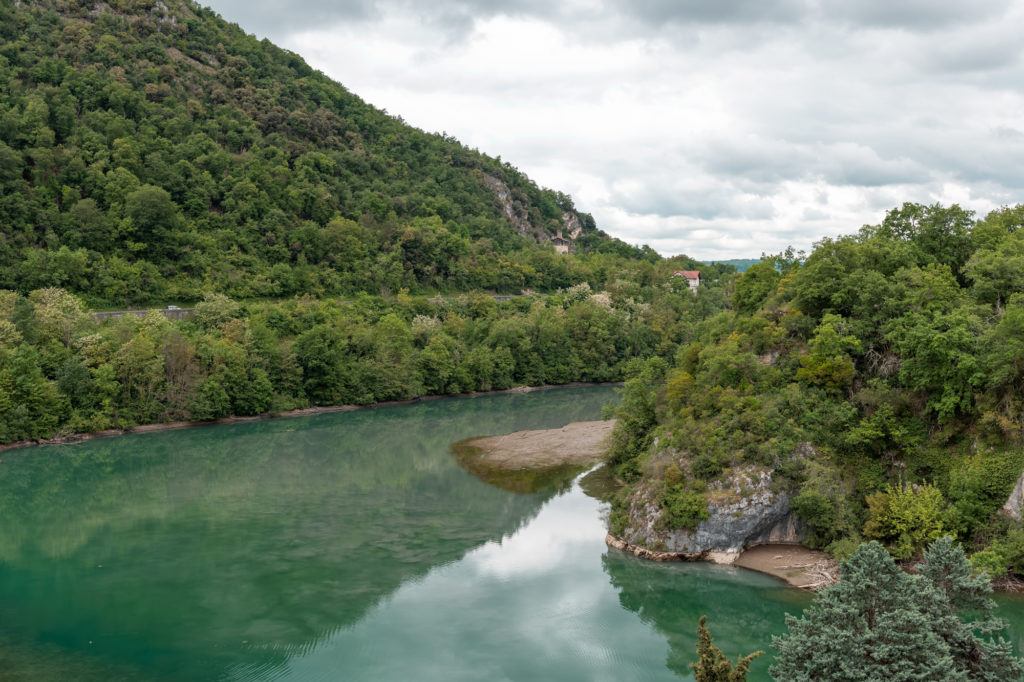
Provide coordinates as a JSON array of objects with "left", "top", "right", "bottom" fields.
[
  {"left": 1002, "top": 472, "right": 1024, "bottom": 521},
  {"left": 482, "top": 174, "right": 535, "bottom": 239},
  {"left": 613, "top": 465, "right": 805, "bottom": 564},
  {"left": 562, "top": 211, "right": 584, "bottom": 239},
  {"left": 481, "top": 173, "right": 586, "bottom": 248}
]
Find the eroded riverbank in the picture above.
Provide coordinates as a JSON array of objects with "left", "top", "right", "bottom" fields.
[{"left": 605, "top": 535, "right": 837, "bottom": 589}]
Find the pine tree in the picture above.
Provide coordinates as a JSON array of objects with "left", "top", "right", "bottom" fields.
[
  {"left": 918, "top": 537, "right": 1022, "bottom": 681},
  {"left": 770, "top": 539, "right": 1023, "bottom": 681},
  {"left": 690, "top": 615, "right": 763, "bottom": 682}
]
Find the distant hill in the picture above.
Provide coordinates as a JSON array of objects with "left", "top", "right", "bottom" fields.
[
  {"left": 0, "top": 0, "right": 652, "bottom": 306},
  {"left": 710, "top": 258, "right": 760, "bottom": 272}
]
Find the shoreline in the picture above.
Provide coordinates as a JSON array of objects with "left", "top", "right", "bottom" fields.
[
  {"left": 0, "top": 382, "right": 622, "bottom": 454},
  {"left": 452, "top": 420, "right": 615, "bottom": 493},
  {"left": 606, "top": 534, "right": 1024, "bottom": 594},
  {"left": 606, "top": 533, "right": 839, "bottom": 590}
]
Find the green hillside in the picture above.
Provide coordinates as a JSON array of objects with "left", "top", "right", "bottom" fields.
[
  {"left": 0, "top": 0, "right": 655, "bottom": 306},
  {"left": 607, "top": 202, "right": 1024, "bottom": 578}
]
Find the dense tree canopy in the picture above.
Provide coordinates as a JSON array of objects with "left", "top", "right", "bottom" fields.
[
  {"left": 0, "top": 0, "right": 660, "bottom": 306},
  {"left": 607, "top": 202, "right": 1024, "bottom": 577},
  {"left": 0, "top": 273, "right": 733, "bottom": 445}
]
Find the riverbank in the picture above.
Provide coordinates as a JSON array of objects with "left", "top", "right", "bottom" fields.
[
  {"left": 452, "top": 420, "right": 615, "bottom": 493},
  {"left": 457, "top": 420, "right": 615, "bottom": 470},
  {"left": 606, "top": 534, "right": 838, "bottom": 590},
  {"left": 0, "top": 382, "right": 622, "bottom": 454},
  {"left": 734, "top": 545, "right": 839, "bottom": 590}
]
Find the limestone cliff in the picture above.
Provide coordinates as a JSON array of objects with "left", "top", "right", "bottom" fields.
[
  {"left": 482, "top": 173, "right": 536, "bottom": 239},
  {"left": 611, "top": 464, "right": 805, "bottom": 564},
  {"left": 482, "top": 173, "right": 585, "bottom": 250},
  {"left": 1002, "top": 471, "right": 1024, "bottom": 521}
]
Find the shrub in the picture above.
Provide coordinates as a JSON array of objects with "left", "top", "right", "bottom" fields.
[
  {"left": 863, "top": 482, "right": 946, "bottom": 559},
  {"left": 824, "top": 536, "right": 862, "bottom": 562},
  {"left": 691, "top": 454, "right": 724, "bottom": 481},
  {"left": 790, "top": 460, "right": 857, "bottom": 549},
  {"left": 971, "top": 526, "right": 1024, "bottom": 578},
  {"left": 608, "top": 508, "right": 629, "bottom": 537},
  {"left": 664, "top": 463, "right": 685, "bottom": 487},
  {"left": 659, "top": 485, "right": 709, "bottom": 531},
  {"left": 970, "top": 549, "right": 1008, "bottom": 578}
]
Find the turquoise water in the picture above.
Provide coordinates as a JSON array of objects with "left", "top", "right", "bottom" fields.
[{"left": 0, "top": 386, "right": 1017, "bottom": 680}]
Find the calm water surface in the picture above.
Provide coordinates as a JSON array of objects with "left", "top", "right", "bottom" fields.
[{"left": 0, "top": 387, "right": 1019, "bottom": 680}]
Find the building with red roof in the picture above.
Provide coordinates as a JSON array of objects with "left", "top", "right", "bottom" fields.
[{"left": 672, "top": 270, "right": 700, "bottom": 292}]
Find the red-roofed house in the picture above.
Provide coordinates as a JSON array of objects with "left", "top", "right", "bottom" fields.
[{"left": 672, "top": 270, "right": 700, "bottom": 292}]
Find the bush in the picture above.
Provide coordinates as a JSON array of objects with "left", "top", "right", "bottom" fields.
[
  {"left": 790, "top": 460, "right": 857, "bottom": 549},
  {"left": 972, "top": 526, "right": 1024, "bottom": 578},
  {"left": 863, "top": 482, "right": 946, "bottom": 559},
  {"left": 691, "top": 454, "right": 724, "bottom": 481},
  {"left": 664, "top": 463, "right": 685, "bottom": 487},
  {"left": 791, "top": 490, "right": 834, "bottom": 548},
  {"left": 970, "top": 549, "right": 1008, "bottom": 578},
  {"left": 659, "top": 485, "right": 709, "bottom": 531},
  {"left": 607, "top": 493, "right": 631, "bottom": 536},
  {"left": 945, "top": 449, "right": 1024, "bottom": 540},
  {"left": 824, "top": 536, "right": 862, "bottom": 562}
]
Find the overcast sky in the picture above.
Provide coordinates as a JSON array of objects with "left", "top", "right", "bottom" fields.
[{"left": 203, "top": 0, "right": 1024, "bottom": 260}]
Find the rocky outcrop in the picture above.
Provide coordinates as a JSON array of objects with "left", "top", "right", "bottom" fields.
[
  {"left": 481, "top": 173, "right": 586, "bottom": 247},
  {"left": 562, "top": 211, "right": 584, "bottom": 239},
  {"left": 1002, "top": 472, "right": 1024, "bottom": 521},
  {"left": 606, "top": 534, "right": 684, "bottom": 561},
  {"left": 482, "top": 174, "right": 537, "bottom": 240},
  {"left": 611, "top": 465, "right": 805, "bottom": 564}
]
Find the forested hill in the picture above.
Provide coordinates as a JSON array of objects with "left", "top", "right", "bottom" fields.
[
  {"left": 0, "top": 0, "right": 653, "bottom": 307},
  {"left": 607, "top": 202, "right": 1024, "bottom": 580}
]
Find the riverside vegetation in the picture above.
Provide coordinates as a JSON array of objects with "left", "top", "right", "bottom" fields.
[
  {"left": 0, "top": 281, "right": 730, "bottom": 444},
  {"left": 695, "top": 537, "right": 1022, "bottom": 681},
  {"left": 605, "top": 202, "right": 1024, "bottom": 585}
]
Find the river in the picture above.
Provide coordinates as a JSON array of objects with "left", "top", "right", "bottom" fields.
[{"left": 0, "top": 386, "right": 1019, "bottom": 680}]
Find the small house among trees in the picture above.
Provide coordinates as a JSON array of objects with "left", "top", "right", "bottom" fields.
[{"left": 673, "top": 270, "right": 701, "bottom": 292}]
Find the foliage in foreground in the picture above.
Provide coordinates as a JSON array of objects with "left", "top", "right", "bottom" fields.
[
  {"left": 771, "top": 538, "right": 1022, "bottom": 681},
  {"left": 690, "top": 615, "right": 762, "bottom": 682}
]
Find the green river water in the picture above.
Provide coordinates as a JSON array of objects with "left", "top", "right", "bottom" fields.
[{"left": 0, "top": 386, "right": 1020, "bottom": 681}]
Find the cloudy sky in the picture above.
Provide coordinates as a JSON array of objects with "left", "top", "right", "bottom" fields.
[{"left": 203, "top": 0, "right": 1024, "bottom": 260}]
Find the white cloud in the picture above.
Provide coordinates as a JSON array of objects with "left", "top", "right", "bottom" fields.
[{"left": 205, "top": 0, "right": 1024, "bottom": 260}]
